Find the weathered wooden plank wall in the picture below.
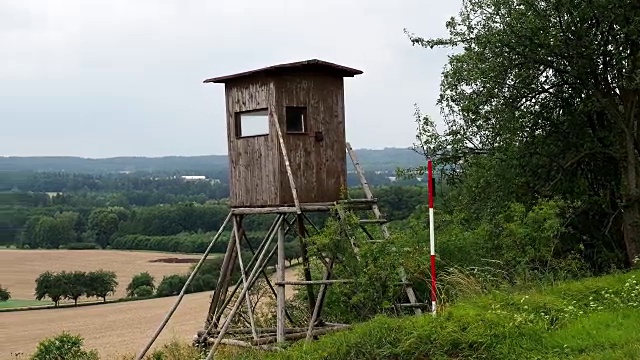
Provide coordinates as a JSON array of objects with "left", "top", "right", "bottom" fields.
[
  {"left": 226, "top": 78, "right": 280, "bottom": 207},
  {"left": 275, "top": 75, "right": 347, "bottom": 205}
]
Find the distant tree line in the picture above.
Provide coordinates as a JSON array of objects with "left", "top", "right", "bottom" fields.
[{"left": 4, "top": 184, "right": 430, "bottom": 252}]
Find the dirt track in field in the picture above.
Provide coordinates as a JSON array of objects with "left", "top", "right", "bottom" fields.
[{"left": 0, "top": 264, "right": 300, "bottom": 359}]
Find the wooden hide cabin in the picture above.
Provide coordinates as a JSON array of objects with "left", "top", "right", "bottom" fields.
[{"left": 204, "top": 59, "right": 363, "bottom": 208}]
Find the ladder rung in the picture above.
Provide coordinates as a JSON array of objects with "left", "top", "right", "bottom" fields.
[
  {"left": 359, "top": 219, "right": 388, "bottom": 224},
  {"left": 396, "top": 303, "right": 431, "bottom": 308},
  {"left": 274, "top": 279, "right": 353, "bottom": 286}
]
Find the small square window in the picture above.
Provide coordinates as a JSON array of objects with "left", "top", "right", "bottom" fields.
[
  {"left": 235, "top": 109, "right": 269, "bottom": 138},
  {"left": 286, "top": 106, "right": 307, "bottom": 133}
]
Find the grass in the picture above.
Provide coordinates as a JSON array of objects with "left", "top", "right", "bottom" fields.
[
  {"left": 15, "top": 268, "right": 640, "bottom": 359},
  {"left": 219, "top": 269, "right": 640, "bottom": 360},
  {"left": 0, "top": 299, "right": 52, "bottom": 309}
]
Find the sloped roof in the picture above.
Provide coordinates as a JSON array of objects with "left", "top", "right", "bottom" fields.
[{"left": 203, "top": 59, "right": 363, "bottom": 84}]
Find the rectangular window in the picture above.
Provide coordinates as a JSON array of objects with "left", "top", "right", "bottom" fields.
[
  {"left": 285, "top": 106, "right": 307, "bottom": 133},
  {"left": 235, "top": 109, "right": 270, "bottom": 138}
]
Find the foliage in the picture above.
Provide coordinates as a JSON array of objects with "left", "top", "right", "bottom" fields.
[
  {"left": 85, "top": 270, "right": 118, "bottom": 302},
  {"left": 0, "top": 285, "right": 10, "bottom": 302},
  {"left": 30, "top": 332, "right": 99, "bottom": 360},
  {"left": 133, "top": 285, "right": 155, "bottom": 298},
  {"left": 34, "top": 270, "right": 118, "bottom": 306},
  {"left": 156, "top": 274, "right": 189, "bottom": 297},
  {"left": 405, "top": 0, "right": 640, "bottom": 266},
  {"left": 224, "top": 270, "right": 640, "bottom": 360},
  {"left": 126, "top": 272, "right": 156, "bottom": 297}
]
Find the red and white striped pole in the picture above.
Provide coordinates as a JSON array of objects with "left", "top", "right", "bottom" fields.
[{"left": 428, "top": 159, "right": 436, "bottom": 316}]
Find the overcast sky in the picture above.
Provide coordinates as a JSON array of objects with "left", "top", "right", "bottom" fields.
[{"left": 1, "top": 0, "right": 461, "bottom": 158}]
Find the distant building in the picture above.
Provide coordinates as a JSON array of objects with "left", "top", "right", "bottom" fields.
[{"left": 181, "top": 175, "right": 207, "bottom": 181}]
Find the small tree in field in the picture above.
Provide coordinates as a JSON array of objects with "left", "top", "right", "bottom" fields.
[
  {"left": 126, "top": 271, "right": 155, "bottom": 297},
  {"left": 86, "top": 270, "right": 118, "bottom": 302},
  {"left": 62, "top": 271, "right": 88, "bottom": 305},
  {"left": 0, "top": 285, "right": 10, "bottom": 302},
  {"left": 35, "top": 271, "right": 68, "bottom": 307}
]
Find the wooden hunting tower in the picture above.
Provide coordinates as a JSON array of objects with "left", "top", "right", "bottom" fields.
[
  {"left": 203, "top": 59, "right": 363, "bottom": 207},
  {"left": 135, "top": 60, "right": 426, "bottom": 360}
]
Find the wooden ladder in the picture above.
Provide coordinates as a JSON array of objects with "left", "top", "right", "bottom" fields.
[{"left": 346, "top": 142, "right": 423, "bottom": 315}]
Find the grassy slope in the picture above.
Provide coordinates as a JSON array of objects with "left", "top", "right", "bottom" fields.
[{"left": 224, "top": 269, "right": 640, "bottom": 360}]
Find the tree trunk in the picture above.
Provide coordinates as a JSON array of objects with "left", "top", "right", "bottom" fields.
[{"left": 621, "top": 132, "right": 640, "bottom": 265}]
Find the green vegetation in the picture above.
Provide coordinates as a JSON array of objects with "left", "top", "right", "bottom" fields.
[
  {"left": 8, "top": 0, "right": 640, "bottom": 357},
  {"left": 29, "top": 332, "right": 99, "bottom": 360},
  {"left": 0, "top": 299, "right": 52, "bottom": 309},
  {"left": 34, "top": 270, "right": 118, "bottom": 306},
  {"left": 126, "top": 272, "right": 156, "bottom": 298},
  {"left": 0, "top": 285, "right": 10, "bottom": 302}
]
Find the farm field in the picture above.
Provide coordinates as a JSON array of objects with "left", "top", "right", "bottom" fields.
[
  {"left": 0, "top": 249, "right": 205, "bottom": 304},
  {"left": 0, "top": 266, "right": 300, "bottom": 359}
]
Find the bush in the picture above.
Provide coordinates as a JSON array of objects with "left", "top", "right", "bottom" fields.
[
  {"left": 133, "top": 285, "right": 154, "bottom": 298},
  {"left": 0, "top": 285, "right": 10, "bottom": 302},
  {"left": 127, "top": 272, "right": 155, "bottom": 297},
  {"left": 30, "top": 332, "right": 99, "bottom": 360},
  {"left": 156, "top": 274, "right": 188, "bottom": 297}
]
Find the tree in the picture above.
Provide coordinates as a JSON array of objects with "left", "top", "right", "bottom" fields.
[
  {"left": 34, "top": 271, "right": 68, "bottom": 307},
  {"left": 126, "top": 272, "right": 155, "bottom": 297},
  {"left": 62, "top": 271, "right": 88, "bottom": 305},
  {"left": 85, "top": 270, "right": 118, "bottom": 302},
  {"left": 87, "top": 209, "right": 121, "bottom": 248},
  {"left": 405, "top": 0, "right": 640, "bottom": 265},
  {"left": 0, "top": 285, "right": 10, "bottom": 302}
]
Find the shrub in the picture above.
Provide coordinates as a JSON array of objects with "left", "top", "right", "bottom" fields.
[
  {"left": 156, "top": 274, "right": 188, "bottom": 297},
  {"left": 133, "top": 285, "right": 154, "bottom": 298},
  {"left": 30, "top": 332, "right": 99, "bottom": 360},
  {"left": 0, "top": 285, "right": 10, "bottom": 302},
  {"left": 127, "top": 272, "right": 155, "bottom": 297}
]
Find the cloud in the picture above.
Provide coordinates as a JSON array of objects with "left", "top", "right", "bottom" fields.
[{"left": 0, "top": 0, "right": 461, "bottom": 157}]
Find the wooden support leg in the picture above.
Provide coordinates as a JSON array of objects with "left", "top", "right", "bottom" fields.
[
  {"left": 306, "top": 256, "right": 335, "bottom": 341},
  {"left": 297, "top": 214, "right": 317, "bottom": 315},
  {"left": 276, "top": 220, "right": 286, "bottom": 344},
  {"left": 233, "top": 217, "right": 258, "bottom": 341},
  {"left": 205, "top": 214, "right": 285, "bottom": 360}
]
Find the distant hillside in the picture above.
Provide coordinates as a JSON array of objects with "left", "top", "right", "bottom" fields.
[{"left": 0, "top": 147, "right": 426, "bottom": 174}]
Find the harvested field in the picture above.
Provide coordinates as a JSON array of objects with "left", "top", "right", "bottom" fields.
[
  {"left": 0, "top": 266, "right": 301, "bottom": 359},
  {"left": 0, "top": 249, "right": 206, "bottom": 302}
]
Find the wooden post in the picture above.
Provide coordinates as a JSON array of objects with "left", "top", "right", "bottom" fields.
[
  {"left": 233, "top": 217, "right": 258, "bottom": 340},
  {"left": 206, "top": 227, "right": 238, "bottom": 330},
  {"left": 296, "top": 214, "right": 317, "bottom": 314},
  {"left": 276, "top": 221, "right": 286, "bottom": 343},
  {"left": 271, "top": 108, "right": 301, "bottom": 214},
  {"left": 306, "top": 257, "right": 335, "bottom": 341}
]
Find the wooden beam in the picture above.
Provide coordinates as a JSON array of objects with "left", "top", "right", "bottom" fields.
[
  {"left": 205, "top": 214, "right": 285, "bottom": 360},
  {"left": 233, "top": 217, "right": 258, "bottom": 341},
  {"left": 253, "top": 325, "right": 349, "bottom": 345},
  {"left": 271, "top": 108, "right": 301, "bottom": 214},
  {"left": 276, "top": 222, "right": 286, "bottom": 344},
  {"left": 274, "top": 279, "right": 352, "bottom": 286}
]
